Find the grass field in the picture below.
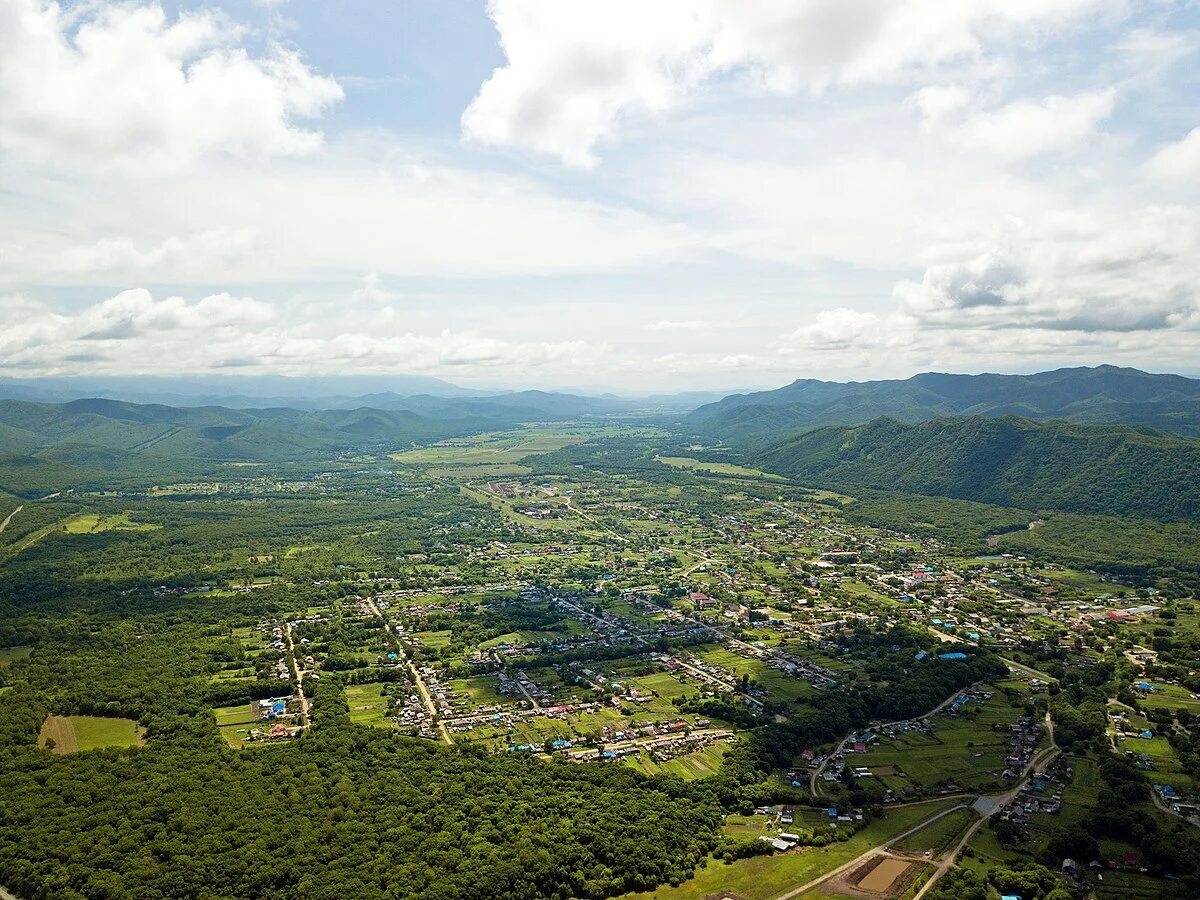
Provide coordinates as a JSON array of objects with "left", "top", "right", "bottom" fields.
[
  {"left": 0, "top": 645, "right": 32, "bottom": 667},
  {"left": 657, "top": 457, "right": 786, "bottom": 481},
  {"left": 892, "top": 808, "right": 975, "bottom": 854},
  {"left": 625, "top": 741, "right": 731, "bottom": 780},
  {"left": 213, "top": 703, "right": 260, "bottom": 748},
  {"left": 38, "top": 715, "right": 145, "bottom": 753},
  {"left": 855, "top": 691, "right": 1024, "bottom": 794},
  {"left": 626, "top": 799, "right": 963, "bottom": 900},
  {"left": 63, "top": 512, "right": 159, "bottom": 534},
  {"left": 344, "top": 682, "right": 393, "bottom": 727}
]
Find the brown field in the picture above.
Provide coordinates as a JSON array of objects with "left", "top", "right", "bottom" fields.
[
  {"left": 38, "top": 715, "right": 78, "bottom": 753},
  {"left": 857, "top": 858, "right": 912, "bottom": 893}
]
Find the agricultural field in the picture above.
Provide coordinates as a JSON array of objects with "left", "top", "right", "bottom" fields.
[
  {"left": 345, "top": 682, "right": 394, "bottom": 727},
  {"left": 63, "top": 511, "right": 160, "bottom": 534},
  {"left": 626, "top": 799, "right": 963, "bottom": 900},
  {"left": 37, "top": 715, "right": 145, "bottom": 753}
]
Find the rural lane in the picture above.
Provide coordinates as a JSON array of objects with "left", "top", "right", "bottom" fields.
[{"left": 772, "top": 802, "right": 970, "bottom": 900}]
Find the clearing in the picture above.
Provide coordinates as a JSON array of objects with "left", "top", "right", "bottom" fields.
[{"left": 38, "top": 715, "right": 145, "bottom": 753}]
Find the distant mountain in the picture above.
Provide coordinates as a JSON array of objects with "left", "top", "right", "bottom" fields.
[
  {"left": 0, "top": 373, "right": 479, "bottom": 408},
  {"left": 0, "top": 387, "right": 700, "bottom": 496},
  {"left": 0, "top": 398, "right": 509, "bottom": 495},
  {"left": 749, "top": 416, "right": 1200, "bottom": 521},
  {"left": 347, "top": 390, "right": 640, "bottom": 418},
  {"left": 687, "top": 366, "right": 1200, "bottom": 442}
]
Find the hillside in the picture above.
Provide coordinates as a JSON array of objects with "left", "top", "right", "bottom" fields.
[
  {"left": 748, "top": 416, "right": 1200, "bottom": 521},
  {"left": 687, "top": 366, "right": 1200, "bottom": 442}
]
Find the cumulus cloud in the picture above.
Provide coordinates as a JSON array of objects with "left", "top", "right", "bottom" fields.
[
  {"left": 0, "top": 289, "right": 603, "bottom": 379},
  {"left": 0, "top": 0, "right": 342, "bottom": 171},
  {"left": 895, "top": 208, "right": 1200, "bottom": 333},
  {"left": 787, "top": 307, "right": 881, "bottom": 350},
  {"left": 463, "top": 0, "right": 1113, "bottom": 165}
]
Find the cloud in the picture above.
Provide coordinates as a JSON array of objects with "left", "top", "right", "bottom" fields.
[
  {"left": 895, "top": 208, "right": 1200, "bottom": 333},
  {"left": 0, "top": 145, "right": 692, "bottom": 286},
  {"left": 0, "top": 0, "right": 342, "bottom": 171},
  {"left": 0, "top": 288, "right": 603, "bottom": 379},
  {"left": 912, "top": 87, "right": 1117, "bottom": 159},
  {"left": 955, "top": 89, "right": 1117, "bottom": 159},
  {"left": 463, "top": 0, "right": 1114, "bottom": 165},
  {"left": 1145, "top": 127, "right": 1200, "bottom": 186},
  {"left": 788, "top": 307, "right": 881, "bottom": 350},
  {"left": 645, "top": 319, "right": 735, "bottom": 331}
]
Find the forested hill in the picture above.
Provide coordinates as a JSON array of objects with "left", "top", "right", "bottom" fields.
[
  {"left": 0, "top": 397, "right": 502, "bottom": 463},
  {"left": 747, "top": 416, "right": 1200, "bottom": 521},
  {"left": 0, "top": 389, "right": 643, "bottom": 469},
  {"left": 687, "top": 365, "right": 1200, "bottom": 442}
]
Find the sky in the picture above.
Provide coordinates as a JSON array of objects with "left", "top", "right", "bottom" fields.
[{"left": 1, "top": 0, "right": 1198, "bottom": 393}]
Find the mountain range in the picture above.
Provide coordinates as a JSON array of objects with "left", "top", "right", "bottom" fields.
[{"left": 687, "top": 365, "right": 1200, "bottom": 442}]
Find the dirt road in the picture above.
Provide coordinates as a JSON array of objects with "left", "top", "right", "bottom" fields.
[
  {"left": 0, "top": 505, "right": 22, "bottom": 535},
  {"left": 285, "top": 622, "right": 311, "bottom": 727}
]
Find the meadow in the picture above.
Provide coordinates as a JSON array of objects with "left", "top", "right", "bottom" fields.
[{"left": 37, "top": 715, "right": 145, "bottom": 753}]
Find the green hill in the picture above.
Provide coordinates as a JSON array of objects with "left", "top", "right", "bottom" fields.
[
  {"left": 688, "top": 365, "right": 1200, "bottom": 442},
  {"left": 749, "top": 416, "right": 1200, "bottom": 521}
]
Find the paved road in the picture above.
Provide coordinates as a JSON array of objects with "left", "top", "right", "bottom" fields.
[
  {"left": 0, "top": 504, "right": 22, "bottom": 536},
  {"left": 514, "top": 676, "right": 543, "bottom": 712}
]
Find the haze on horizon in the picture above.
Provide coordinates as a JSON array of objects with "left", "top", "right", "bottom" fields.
[{"left": 2, "top": 0, "right": 1199, "bottom": 393}]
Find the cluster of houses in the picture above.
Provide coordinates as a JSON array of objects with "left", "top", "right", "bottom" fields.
[
  {"left": 996, "top": 758, "right": 1071, "bottom": 838},
  {"left": 1002, "top": 714, "right": 1045, "bottom": 780}
]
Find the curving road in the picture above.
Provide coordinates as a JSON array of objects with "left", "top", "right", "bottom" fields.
[
  {"left": 810, "top": 682, "right": 982, "bottom": 796},
  {"left": 0, "top": 505, "right": 22, "bottom": 536}
]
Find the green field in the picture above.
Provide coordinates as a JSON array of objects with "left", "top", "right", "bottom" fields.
[
  {"left": 38, "top": 715, "right": 145, "bottom": 753},
  {"left": 0, "top": 646, "right": 32, "bottom": 667},
  {"left": 657, "top": 457, "right": 786, "bottom": 481},
  {"left": 63, "top": 511, "right": 160, "bottom": 534},
  {"left": 626, "top": 799, "right": 963, "bottom": 900},
  {"left": 344, "top": 682, "right": 393, "bottom": 727},
  {"left": 892, "top": 808, "right": 976, "bottom": 854},
  {"left": 625, "top": 741, "right": 731, "bottom": 780}
]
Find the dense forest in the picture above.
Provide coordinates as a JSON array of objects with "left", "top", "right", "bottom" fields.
[{"left": 744, "top": 416, "right": 1200, "bottom": 521}]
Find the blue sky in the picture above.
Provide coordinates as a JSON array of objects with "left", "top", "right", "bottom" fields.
[{"left": 1, "top": 0, "right": 1198, "bottom": 391}]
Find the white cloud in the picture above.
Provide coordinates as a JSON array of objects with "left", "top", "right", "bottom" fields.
[
  {"left": 1145, "top": 127, "right": 1200, "bottom": 186},
  {"left": 895, "top": 207, "right": 1200, "bottom": 333},
  {"left": 0, "top": 145, "right": 693, "bottom": 286},
  {"left": 463, "top": 0, "right": 1115, "bottom": 166},
  {"left": 909, "top": 84, "right": 972, "bottom": 127},
  {"left": 0, "top": 0, "right": 342, "bottom": 171},
  {"left": 788, "top": 307, "right": 881, "bottom": 350},
  {"left": 953, "top": 89, "right": 1117, "bottom": 159},
  {"left": 0, "top": 288, "right": 605, "bottom": 379}
]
